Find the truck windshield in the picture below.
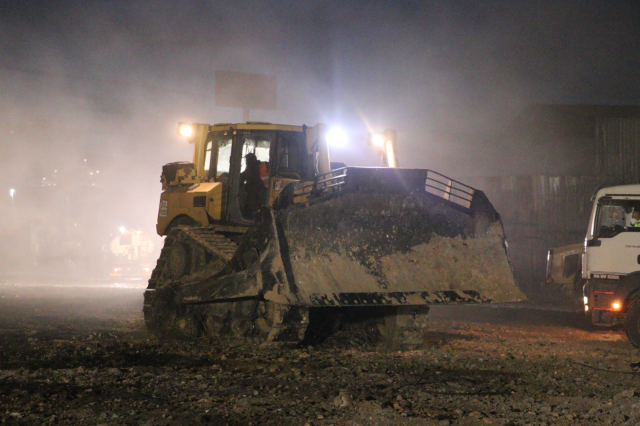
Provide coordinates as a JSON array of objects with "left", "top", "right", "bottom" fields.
[{"left": 596, "top": 199, "right": 640, "bottom": 238}]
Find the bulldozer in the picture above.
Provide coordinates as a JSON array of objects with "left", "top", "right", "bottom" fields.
[{"left": 143, "top": 121, "right": 525, "bottom": 346}]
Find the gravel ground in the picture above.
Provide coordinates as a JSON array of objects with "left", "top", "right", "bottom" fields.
[{"left": 1, "top": 280, "right": 640, "bottom": 425}]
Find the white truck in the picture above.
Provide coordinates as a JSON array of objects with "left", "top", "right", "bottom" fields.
[{"left": 583, "top": 184, "right": 640, "bottom": 347}]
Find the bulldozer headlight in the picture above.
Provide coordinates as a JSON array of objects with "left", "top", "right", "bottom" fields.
[
  {"left": 583, "top": 296, "right": 588, "bottom": 305},
  {"left": 326, "top": 128, "right": 347, "bottom": 146},
  {"left": 613, "top": 301, "right": 621, "bottom": 310},
  {"left": 585, "top": 305, "right": 589, "bottom": 312},
  {"left": 178, "top": 123, "right": 194, "bottom": 138},
  {"left": 372, "top": 133, "right": 384, "bottom": 147}
]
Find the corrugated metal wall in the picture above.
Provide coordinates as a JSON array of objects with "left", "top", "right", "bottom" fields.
[
  {"left": 464, "top": 176, "right": 601, "bottom": 294},
  {"left": 460, "top": 115, "right": 640, "bottom": 296},
  {"left": 596, "top": 117, "right": 640, "bottom": 183}
]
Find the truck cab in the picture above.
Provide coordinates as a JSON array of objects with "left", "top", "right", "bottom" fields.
[{"left": 583, "top": 185, "right": 640, "bottom": 341}]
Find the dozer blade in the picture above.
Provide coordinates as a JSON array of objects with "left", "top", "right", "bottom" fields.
[{"left": 261, "top": 167, "right": 526, "bottom": 307}]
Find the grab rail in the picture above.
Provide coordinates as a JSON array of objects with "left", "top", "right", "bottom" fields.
[
  {"left": 294, "top": 167, "right": 475, "bottom": 208},
  {"left": 425, "top": 170, "right": 475, "bottom": 208},
  {"left": 294, "top": 167, "right": 347, "bottom": 197}
]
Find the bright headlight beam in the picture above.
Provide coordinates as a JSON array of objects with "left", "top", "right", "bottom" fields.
[
  {"left": 178, "top": 123, "right": 193, "bottom": 138},
  {"left": 326, "top": 128, "right": 347, "bottom": 146}
]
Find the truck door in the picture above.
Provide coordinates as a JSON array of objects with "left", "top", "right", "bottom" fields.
[{"left": 586, "top": 199, "right": 640, "bottom": 278}]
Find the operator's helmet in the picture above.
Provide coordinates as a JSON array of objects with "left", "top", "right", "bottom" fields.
[{"left": 245, "top": 152, "right": 258, "bottom": 164}]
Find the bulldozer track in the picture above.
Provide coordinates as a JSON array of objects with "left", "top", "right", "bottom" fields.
[
  {"left": 144, "top": 226, "right": 244, "bottom": 338},
  {"left": 182, "top": 227, "right": 238, "bottom": 262},
  {"left": 147, "top": 226, "right": 239, "bottom": 290},
  {"left": 144, "top": 226, "right": 313, "bottom": 346}
]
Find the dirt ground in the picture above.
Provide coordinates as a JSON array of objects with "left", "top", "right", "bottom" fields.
[{"left": 1, "top": 279, "right": 640, "bottom": 425}]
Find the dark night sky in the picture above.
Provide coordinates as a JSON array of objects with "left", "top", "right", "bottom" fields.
[
  {"left": 2, "top": 1, "right": 639, "bottom": 166},
  {"left": 0, "top": 0, "right": 639, "bottom": 269}
]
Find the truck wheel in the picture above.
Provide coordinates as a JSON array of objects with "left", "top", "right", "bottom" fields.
[{"left": 625, "top": 301, "right": 640, "bottom": 348}]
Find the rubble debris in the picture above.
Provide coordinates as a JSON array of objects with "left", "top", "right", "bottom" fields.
[{"left": 1, "top": 283, "right": 638, "bottom": 424}]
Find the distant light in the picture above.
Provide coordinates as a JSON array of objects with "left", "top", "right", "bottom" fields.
[
  {"left": 178, "top": 123, "right": 193, "bottom": 138},
  {"left": 84, "top": 159, "right": 87, "bottom": 162},
  {"left": 136, "top": 230, "right": 142, "bottom": 235},
  {"left": 326, "top": 128, "right": 347, "bottom": 146},
  {"left": 42, "top": 177, "right": 46, "bottom": 180},
  {"left": 90, "top": 172, "right": 94, "bottom": 175},
  {"left": 372, "top": 134, "right": 384, "bottom": 147},
  {"left": 96, "top": 170, "right": 99, "bottom": 174},
  {"left": 613, "top": 301, "right": 621, "bottom": 310},
  {"left": 119, "top": 226, "right": 126, "bottom": 233},
  {"left": 9, "top": 189, "right": 15, "bottom": 199},
  {"left": 54, "top": 170, "right": 58, "bottom": 173}
]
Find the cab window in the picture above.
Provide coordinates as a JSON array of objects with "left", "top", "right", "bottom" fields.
[
  {"left": 239, "top": 134, "right": 272, "bottom": 172},
  {"left": 216, "top": 138, "right": 233, "bottom": 174},
  {"left": 596, "top": 199, "right": 640, "bottom": 238},
  {"left": 204, "top": 141, "right": 213, "bottom": 173},
  {"left": 276, "top": 131, "right": 305, "bottom": 178}
]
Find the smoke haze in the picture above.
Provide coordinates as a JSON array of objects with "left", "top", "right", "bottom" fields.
[{"left": 1, "top": 0, "right": 639, "bottom": 274}]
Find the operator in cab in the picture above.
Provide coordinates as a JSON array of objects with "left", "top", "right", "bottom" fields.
[
  {"left": 630, "top": 209, "right": 640, "bottom": 227},
  {"left": 240, "top": 152, "right": 268, "bottom": 220}
]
